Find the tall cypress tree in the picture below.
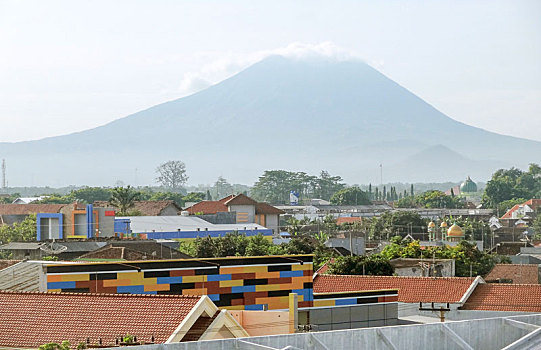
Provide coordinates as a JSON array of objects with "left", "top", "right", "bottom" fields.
[{"left": 410, "top": 184, "right": 414, "bottom": 197}]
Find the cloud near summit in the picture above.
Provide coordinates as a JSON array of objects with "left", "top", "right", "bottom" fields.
[{"left": 176, "top": 42, "right": 369, "bottom": 96}]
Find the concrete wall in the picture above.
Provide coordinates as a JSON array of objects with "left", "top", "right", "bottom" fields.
[
  {"left": 196, "top": 212, "right": 237, "bottom": 225},
  {"left": 325, "top": 237, "right": 365, "bottom": 256},
  {"left": 265, "top": 214, "right": 279, "bottom": 233},
  {"left": 230, "top": 310, "right": 290, "bottom": 336},
  {"left": 94, "top": 207, "right": 114, "bottom": 237},
  {"left": 229, "top": 204, "right": 255, "bottom": 223},
  {"left": 160, "top": 205, "right": 180, "bottom": 216},
  {"left": 309, "top": 303, "right": 398, "bottom": 331}
]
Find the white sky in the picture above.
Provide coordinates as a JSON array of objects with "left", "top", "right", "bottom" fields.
[{"left": 0, "top": 0, "right": 540, "bottom": 142}]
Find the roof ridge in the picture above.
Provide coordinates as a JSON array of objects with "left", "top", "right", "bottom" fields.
[
  {"left": 320, "top": 274, "right": 475, "bottom": 280},
  {"left": 0, "top": 290, "right": 202, "bottom": 298}
]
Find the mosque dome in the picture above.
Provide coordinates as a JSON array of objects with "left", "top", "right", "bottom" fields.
[
  {"left": 428, "top": 221, "right": 436, "bottom": 228},
  {"left": 440, "top": 222, "right": 448, "bottom": 228},
  {"left": 460, "top": 176, "right": 477, "bottom": 193},
  {"left": 447, "top": 224, "right": 464, "bottom": 237}
]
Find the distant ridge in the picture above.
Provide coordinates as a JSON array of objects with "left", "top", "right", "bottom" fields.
[{"left": 1, "top": 55, "right": 538, "bottom": 186}]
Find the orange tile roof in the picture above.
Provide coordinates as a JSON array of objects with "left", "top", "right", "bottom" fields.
[
  {"left": 313, "top": 274, "right": 476, "bottom": 303},
  {"left": 0, "top": 204, "right": 67, "bottom": 215},
  {"left": 500, "top": 199, "right": 541, "bottom": 220},
  {"left": 500, "top": 204, "right": 521, "bottom": 219},
  {"left": 0, "top": 291, "right": 202, "bottom": 348},
  {"left": 336, "top": 217, "right": 362, "bottom": 225},
  {"left": 461, "top": 283, "right": 541, "bottom": 312},
  {"left": 94, "top": 200, "right": 180, "bottom": 216},
  {"left": 184, "top": 200, "right": 228, "bottom": 214},
  {"left": 484, "top": 264, "right": 539, "bottom": 284}
]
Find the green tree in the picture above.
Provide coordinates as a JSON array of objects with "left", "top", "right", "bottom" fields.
[
  {"left": 328, "top": 255, "right": 394, "bottom": 276},
  {"left": 415, "top": 190, "right": 464, "bottom": 209},
  {"left": 182, "top": 192, "right": 205, "bottom": 204},
  {"left": 481, "top": 164, "right": 541, "bottom": 208},
  {"left": 39, "top": 341, "right": 70, "bottom": 350},
  {"left": 109, "top": 186, "right": 140, "bottom": 215},
  {"left": 313, "top": 171, "right": 345, "bottom": 200},
  {"left": 146, "top": 191, "right": 186, "bottom": 207},
  {"left": 156, "top": 160, "right": 188, "bottom": 193},
  {"left": 0, "top": 214, "right": 37, "bottom": 244},
  {"left": 369, "top": 211, "right": 426, "bottom": 240},
  {"left": 71, "top": 187, "right": 112, "bottom": 203},
  {"left": 213, "top": 176, "right": 234, "bottom": 199},
  {"left": 330, "top": 187, "right": 370, "bottom": 205}
]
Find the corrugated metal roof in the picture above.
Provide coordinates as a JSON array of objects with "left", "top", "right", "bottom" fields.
[
  {"left": 0, "top": 242, "right": 43, "bottom": 250},
  {"left": 57, "top": 241, "right": 107, "bottom": 252},
  {"left": 0, "top": 261, "right": 43, "bottom": 291},
  {"left": 119, "top": 216, "right": 269, "bottom": 233}
]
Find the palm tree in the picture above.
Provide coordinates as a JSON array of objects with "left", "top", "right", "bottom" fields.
[{"left": 109, "top": 186, "right": 140, "bottom": 215}]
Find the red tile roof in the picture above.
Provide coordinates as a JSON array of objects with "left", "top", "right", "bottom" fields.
[
  {"left": 94, "top": 200, "right": 180, "bottom": 216},
  {"left": 224, "top": 194, "right": 258, "bottom": 206},
  {"left": 500, "top": 199, "right": 541, "bottom": 220},
  {"left": 185, "top": 200, "right": 228, "bottom": 214},
  {"left": 0, "top": 260, "right": 20, "bottom": 270},
  {"left": 461, "top": 283, "right": 541, "bottom": 312},
  {"left": 313, "top": 274, "right": 476, "bottom": 303},
  {"left": 484, "top": 264, "right": 539, "bottom": 284},
  {"left": 0, "top": 204, "right": 67, "bottom": 215},
  {"left": 0, "top": 291, "right": 202, "bottom": 348},
  {"left": 255, "top": 202, "right": 285, "bottom": 215},
  {"left": 336, "top": 217, "right": 362, "bottom": 225}
]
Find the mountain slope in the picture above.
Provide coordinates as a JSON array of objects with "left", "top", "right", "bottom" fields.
[{"left": 1, "top": 56, "right": 539, "bottom": 186}]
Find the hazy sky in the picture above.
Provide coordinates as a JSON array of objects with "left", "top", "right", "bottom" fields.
[{"left": 1, "top": 0, "right": 540, "bottom": 142}]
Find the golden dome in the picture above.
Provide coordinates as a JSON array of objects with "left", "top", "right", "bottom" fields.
[
  {"left": 440, "top": 222, "right": 448, "bottom": 228},
  {"left": 447, "top": 224, "right": 464, "bottom": 237},
  {"left": 428, "top": 221, "right": 436, "bottom": 228}
]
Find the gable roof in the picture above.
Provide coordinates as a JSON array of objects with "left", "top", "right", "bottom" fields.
[
  {"left": 461, "top": 283, "right": 541, "bottom": 312},
  {"left": 94, "top": 200, "right": 181, "bottom": 216},
  {"left": 484, "top": 264, "right": 539, "bottom": 284},
  {"left": 255, "top": 202, "right": 285, "bottom": 215},
  {"left": 184, "top": 200, "right": 228, "bottom": 214},
  {"left": 0, "top": 203, "right": 66, "bottom": 216},
  {"left": 0, "top": 291, "right": 203, "bottom": 348},
  {"left": 501, "top": 199, "right": 541, "bottom": 220},
  {"left": 313, "top": 274, "right": 477, "bottom": 303},
  {"left": 224, "top": 194, "right": 258, "bottom": 206}
]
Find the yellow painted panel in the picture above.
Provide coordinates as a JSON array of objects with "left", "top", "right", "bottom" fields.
[
  {"left": 102, "top": 279, "right": 132, "bottom": 287},
  {"left": 220, "top": 267, "right": 245, "bottom": 274},
  {"left": 48, "top": 289, "right": 61, "bottom": 293},
  {"left": 144, "top": 284, "right": 170, "bottom": 292},
  {"left": 47, "top": 275, "right": 62, "bottom": 282},
  {"left": 255, "top": 296, "right": 288, "bottom": 305},
  {"left": 66, "top": 235, "right": 87, "bottom": 239},
  {"left": 255, "top": 271, "right": 280, "bottom": 279},
  {"left": 313, "top": 300, "right": 335, "bottom": 307},
  {"left": 255, "top": 284, "right": 282, "bottom": 292},
  {"left": 61, "top": 274, "right": 90, "bottom": 282},
  {"left": 182, "top": 275, "right": 207, "bottom": 283},
  {"left": 291, "top": 263, "right": 313, "bottom": 271},
  {"left": 220, "top": 279, "right": 244, "bottom": 287},
  {"left": 243, "top": 266, "right": 268, "bottom": 273}
]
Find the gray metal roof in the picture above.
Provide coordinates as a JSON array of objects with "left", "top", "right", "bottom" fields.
[
  {"left": 56, "top": 241, "right": 107, "bottom": 252},
  {"left": 0, "top": 261, "right": 42, "bottom": 291},
  {"left": 0, "top": 242, "right": 43, "bottom": 250}
]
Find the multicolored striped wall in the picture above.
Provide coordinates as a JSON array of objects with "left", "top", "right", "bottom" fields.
[
  {"left": 45, "top": 255, "right": 314, "bottom": 310},
  {"left": 312, "top": 289, "right": 399, "bottom": 308}
]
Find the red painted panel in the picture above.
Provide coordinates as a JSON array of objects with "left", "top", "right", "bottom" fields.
[{"left": 104, "top": 210, "right": 115, "bottom": 216}]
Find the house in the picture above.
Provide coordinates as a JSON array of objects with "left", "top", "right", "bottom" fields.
[
  {"left": 11, "top": 196, "right": 49, "bottom": 204},
  {"left": 501, "top": 199, "right": 541, "bottom": 223},
  {"left": 483, "top": 264, "right": 540, "bottom": 284},
  {"left": 460, "top": 283, "right": 541, "bottom": 312},
  {"left": 94, "top": 200, "right": 182, "bottom": 216},
  {"left": 0, "top": 203, "right": 116, "bottom": 240},
  {"left": 0, "top": 291, "right": 248, "bottom": 348},
  {"left": 313, "top": 274, "right": 480, "bottom": 305},
  {"left": 184, "top": 194, "right": 284, "bottom": 233},
  {"left": 389, "top": 258, "right": 455, "bottom": 277},
  {"left": 116, "top": 215, "right": 272, "bottom": 240}
]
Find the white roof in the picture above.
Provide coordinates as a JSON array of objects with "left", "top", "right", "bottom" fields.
[
  {"left": 11, "top": 196, "right": 48, "bottom": 204},
  {"left": 118, "top": 216, "right": 269, "bottom": 233}
]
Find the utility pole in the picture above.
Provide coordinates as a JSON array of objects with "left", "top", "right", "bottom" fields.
[{"left": 1, "top": 159, "right": 5, "bottom": 192}]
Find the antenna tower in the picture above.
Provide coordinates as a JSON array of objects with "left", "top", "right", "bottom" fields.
[{"left": 1, "top": 159, "right": 5, "bottom": 190}]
